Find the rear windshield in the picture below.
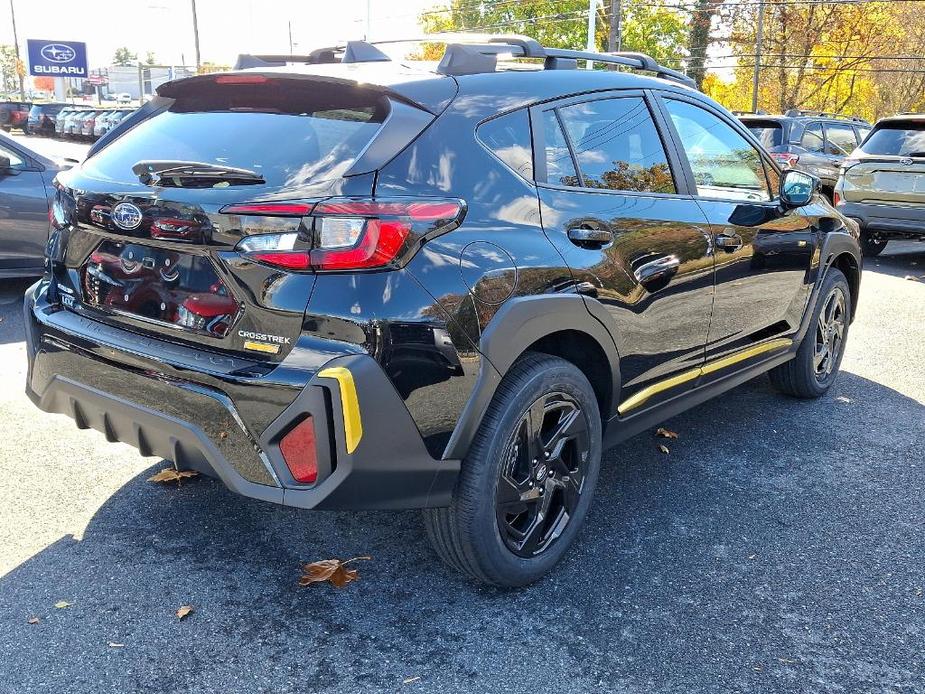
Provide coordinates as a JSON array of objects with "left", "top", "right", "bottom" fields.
[
  {"left": 744, "top": 121, "right": 783, "bottom": 148},
  {"left": 84, "top": 80, "right": 390, "bottom": 188},
  {"left": 860, "top": 123, "right": 925, "bottom": 156}
]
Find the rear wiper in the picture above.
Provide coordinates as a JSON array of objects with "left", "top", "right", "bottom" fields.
[{"left": 132, "top": 160, "right": 265, "bottom": 186}]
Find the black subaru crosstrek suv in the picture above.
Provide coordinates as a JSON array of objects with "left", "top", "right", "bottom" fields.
[{"left": 25, "top": 36, "right": 862, "bottom": 586}]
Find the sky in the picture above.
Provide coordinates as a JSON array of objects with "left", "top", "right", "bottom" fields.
[{"left": 2, "top": 0, "right": 436, "bottom": 70}]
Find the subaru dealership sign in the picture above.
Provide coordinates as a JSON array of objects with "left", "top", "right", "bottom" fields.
[{"left": 27, "top": 39, "right": 88, "bottom": 77}]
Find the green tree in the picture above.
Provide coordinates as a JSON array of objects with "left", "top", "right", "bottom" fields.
[
  {"left": 145, "top": 51, "right": 157, "bottom": 65},
  {"left": 112, "top": 47, "right": 137, "bottom": 66},
  {"left": 419, "top": 0, "right": 686, "bottom": 67}
]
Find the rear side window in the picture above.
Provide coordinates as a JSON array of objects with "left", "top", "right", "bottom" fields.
[
  {"left": 554, "top": 97, "right": 675, "bottom": 193},
  {"left": 745, "top": 121, "right": 783, "bottom": 148},
  {"left": 860, "top": 123, "right": 925, "bottom": 156},
  {"left": 477, "top": 110, "right": 533, "bottom": 180},
  {"left": 824, "top": 123, "right": 858, "bottom": 155},
  {"left": 542, "top": 110, "right": 580, "bottom": 186},
  {"left": 801, "top": 123, "right": 824, "bottom": 153},
  {"left": 84, "top": 80, "right": 389, "bottom": 187}
]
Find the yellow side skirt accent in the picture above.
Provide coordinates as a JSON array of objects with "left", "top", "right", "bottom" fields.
[
  {"left": 617, "top": 338, "right": 793, "bottom": 415},
  {"left": 318, "top": 366, "right": 363, "bottom": 454}
]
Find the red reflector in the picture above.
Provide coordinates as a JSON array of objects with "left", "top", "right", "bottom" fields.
[
  {"left": 314, "top": 200, "right": 461, "bottom": 222},
  {"left": 214, "top": 74, "right": 269, "bottom": 84},
  {"left": 280, "top": 416, "right": 318, "bottom": 484},
  {"left": 833, "top": 192, "right": 841, "bottom": 206},
  {"left": 221, "top": 202, "right": 314, "bottom": 216},
  {"left": 249, "top": 251, "right": 311, "bottom": 270}
]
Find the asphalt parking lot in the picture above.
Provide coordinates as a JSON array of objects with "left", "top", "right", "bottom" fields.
[{"left": 0, "top": 135, "right": 923, "bottom": 693}]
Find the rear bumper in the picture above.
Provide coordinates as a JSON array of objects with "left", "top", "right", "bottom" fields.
[
  {"left": 837, "top": 201, "right": 925, "bottom": 238},
  {"left": 24, "top": 280, "right": 459, "bottom": 510}
]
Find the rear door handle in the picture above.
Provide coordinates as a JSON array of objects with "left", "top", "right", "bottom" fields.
[
  {"left": 633, "top": 254, "right": 680, "bottom": 286},
  {"left": 715, "top": 232, "right": 743, "bottom": 252},
  {"left": 567, "top": 225, "right": 613, "bottom": 249}
]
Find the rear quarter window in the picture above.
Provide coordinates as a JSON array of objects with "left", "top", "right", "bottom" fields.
[
  {"left": 477, "top": 109, "right": 534, "bottom": 180},
  {"left": 744, "top": 120, "right": 783, "bottom": 148}
]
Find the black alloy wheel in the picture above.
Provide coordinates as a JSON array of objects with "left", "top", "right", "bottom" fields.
[
  {"left": 813, "top": 285, "right": 847, "bottom": 383},
  {"left": 495, "top": 392, "right": 590, "bottom": 558}
]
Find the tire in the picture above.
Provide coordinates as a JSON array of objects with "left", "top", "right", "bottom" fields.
[
  {"left": 769, "top": 268, "right": 851, "bottom": 398},
  {"left": 424, "top": 352, "right": 602, "bottom": 587},
  {"left": 860, "top": 231, "right": 887, "bottom": 257}
]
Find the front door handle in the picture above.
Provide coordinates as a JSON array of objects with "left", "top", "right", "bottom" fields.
[
  {"left": 633, "top": 254, "right": 680, "bottom": 287},
  {"left": 567, "top": 225, "right": 613, "bottom": 249},
  {"left": 715, "top": 232, "right": 743, "bottom": 252}
]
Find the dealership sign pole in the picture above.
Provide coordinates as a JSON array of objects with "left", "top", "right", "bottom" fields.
[{"left": 26, "top": 39, "right": 89, "bottom": 103}]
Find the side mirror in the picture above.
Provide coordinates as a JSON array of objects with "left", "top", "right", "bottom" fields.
[{"left": 779, "top": 169, "right": 818, "bottom": 208}]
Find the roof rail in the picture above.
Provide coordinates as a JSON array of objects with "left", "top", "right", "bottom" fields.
[
  {"left": 235, "top": 34, "right": 695, "bottom": 89},
  {"left": 783, "top": 108, "right": 869, "bottom": 123},
  {"left": 732, "top": 109, "right": 769, "bottom": 116}
]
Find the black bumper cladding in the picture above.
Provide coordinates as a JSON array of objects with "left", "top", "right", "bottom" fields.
[{"left": 24, "top": 281, "right": 459, "bottom": 510}]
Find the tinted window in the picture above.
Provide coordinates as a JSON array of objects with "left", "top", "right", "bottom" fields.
[
  {"left": 84, "top": 81, "right": 389, "bottom": 187},
  {"left": 542, "top": 110, "right": 579, "bottom": 186},
  {"left": 745, "top": 121, "right": 783, "bottom": 148},
  {"left": 478, "top": 110, "right": 533, "bottom": 180},
  {"left": 0, "top": 144, "right": 25, "bottom": 169},
  {"left": 556, "top": 97, "right": 675, "bottom": 193},
  {"left": 825, "top": 123, "right": 858, "bottom": 155},
  {"left": 860, "top": 123, "right": 925, "bottom": 155},
  {"left": 665, "top": 99, "right": 772, "bottom": 201},
  {"left": 801, "top": 123, "right": 824, "bottom": 153}
]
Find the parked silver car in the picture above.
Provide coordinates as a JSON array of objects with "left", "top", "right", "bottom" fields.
[{"left": 0, "top": 132, "right": 72, "bottom": 277}]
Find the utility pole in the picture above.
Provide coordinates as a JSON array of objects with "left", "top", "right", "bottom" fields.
[
  {"left": 609, "top": 0, "right": 622, "bottom": 52},
  {"left": 288, "top": 21, "right": 293, "bottom": 55},
  {"left": 365, "top": 0, "right": 372, "bottom": 41},
  {"left": 585, "top": 0, "right": 599, "bottom": 69},
  {"left": 191, "top": 0, "right": 201, "bottom": 70},
  {"left": 9, "top": 0, "right": 25, "bottom": 101},
  {"left": 751, "top": 0, "right": 765, "bottom": 113}
]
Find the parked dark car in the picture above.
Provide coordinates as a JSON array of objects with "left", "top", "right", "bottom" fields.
[
  {"left": 738, "top": 110, "right": 870, "bottom": 197},
  {"left": 835, "top": 113, "right": 925, "bottom": 255},
  {"left": 26, "top": 102, "right": 68, "bottom": 136},
  {"left": 25, "top": 36, "right": 862, "bottom": 586},
  {"left": 0, "top": 101, "right": 32, "bottom": 132},
  {"left": 0, "top": 132, "right": 71, "bottom": 277}
]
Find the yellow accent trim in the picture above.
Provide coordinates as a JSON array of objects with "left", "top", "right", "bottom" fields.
[
  {"left": 243, "top": 340, "right": 280, "bottom": 354},
  {"left": 318, "top": 366, "right": 363, "bottom": 454},
  {"left": 617, "top": 338, "right": 793, "bottom": 415}
]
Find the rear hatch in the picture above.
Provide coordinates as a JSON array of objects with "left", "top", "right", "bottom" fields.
[
  {"left": 841, "top": 119, "right": 925, "bottom": 206},
  {"left": 49, "top": 71, "right": 444, "bottom": 363}
]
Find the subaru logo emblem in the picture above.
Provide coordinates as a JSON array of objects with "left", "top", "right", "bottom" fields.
[
  {"left": 900, "top": 157, "right": 913, "bottom": 166},
  {"left": 111, "top": 202, "right": 143, "bottom": 230},
  {"left": 40, "top": 43, "right": 76, "bottom": 63}
]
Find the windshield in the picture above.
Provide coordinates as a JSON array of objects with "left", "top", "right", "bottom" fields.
[
  {"left": 745, "top": 121, "right": 783, "bottom": 148},
  {"left": 860, "top": 123, "right": 925, "bottom": 156},
  {"left": 84, "top": 80, "right": 390, "bottom": 188}
]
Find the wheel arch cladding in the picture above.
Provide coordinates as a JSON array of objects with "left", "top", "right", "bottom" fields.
[
  {"left": 441, "top": 294, "right": 620, "bottom": 461},
  {"left": 830, "top": 251, "right": 860, "bottom": 321}
]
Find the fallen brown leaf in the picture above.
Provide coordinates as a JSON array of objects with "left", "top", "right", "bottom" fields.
[
  {"left": 299, "top": 556, "right": 371, "bottom": 588},
  {"left": 176, "top": 605, "right": 194, "bottom": 620},
  {"left": 54, "top": 600, "right": 72, "bottom": 609},
  {"left": 656, "top": 427, "right": 679, "bottom": 440},
  {"left": 147, "top": 468, "right": 199, "bottom": 485},
  {"left": 27, "top": 616, "right": 40, "bottom": 625},
  {"left": 658, "top": 444, "right": 670, "bottom": 455}
]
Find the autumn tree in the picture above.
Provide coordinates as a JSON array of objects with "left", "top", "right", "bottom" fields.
[{"left": 0, "top": 45, "right": 18, "bottom": 94}]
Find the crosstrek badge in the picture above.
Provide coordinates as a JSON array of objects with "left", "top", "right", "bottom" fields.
[{"left": 238, "top": 330, "right": 291, "bottom": 345}]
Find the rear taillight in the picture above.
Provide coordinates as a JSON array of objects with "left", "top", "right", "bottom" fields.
[
  {"left": 771, "top": 152, "right": 800, "bottom": 168},
  {"left": 228, "top": 198, "right": 465, "bottom": 272},
  {"left": 279, "top": 416, "right": 318, "bottom": 484},
  {"left": 832, "top": 192, "right": 841, "bottom": 206}
]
